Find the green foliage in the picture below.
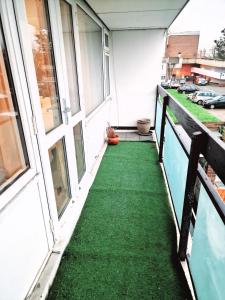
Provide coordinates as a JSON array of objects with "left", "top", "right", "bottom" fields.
[
  {"left": 219, "top": 125, "right": 225, "bottom": 136},
  {"left": 214, "top": 28, "right": 225, "bottom": 60}
]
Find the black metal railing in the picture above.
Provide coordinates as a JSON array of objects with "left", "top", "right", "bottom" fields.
[{"left": 155, "top": 85, "right": 225, "bottom": 299}]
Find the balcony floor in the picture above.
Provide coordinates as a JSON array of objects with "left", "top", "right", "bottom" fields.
[
  {"left": 47, "top": 142, "right": 190, "bottom": 299},
  {"left": 116, "top": 130, "right": 154, "bottom": 142}
]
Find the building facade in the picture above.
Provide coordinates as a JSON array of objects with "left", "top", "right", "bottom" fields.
[
  {"left": 165, "top": 31, "right": 200, "bottom": 59},
  {"left": 0, "top": 0, "right": 190, "bottom": 299},
  {"left": 162, "top": 31, "right": 200, "bottom": 80},
  {"left": 191, "top": 59, "right": 225, "bottom": 86},
  {"left": 164, "top": 32, "right": 225, "bottom": 85}
]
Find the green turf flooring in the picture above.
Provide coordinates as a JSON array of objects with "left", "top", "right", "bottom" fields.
[{"left": 47, "top": 142, "right": 191, "bottom": 300}]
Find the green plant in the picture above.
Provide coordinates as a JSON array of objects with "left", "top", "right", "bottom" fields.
[{"left": 214, "top": 28, "right": 225, "bottom": 60}]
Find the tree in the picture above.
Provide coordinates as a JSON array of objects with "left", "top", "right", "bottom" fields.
[{"left": 214, "top": 28, "right": 225, "bottom": 60}]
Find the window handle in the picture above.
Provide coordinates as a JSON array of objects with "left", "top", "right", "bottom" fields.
[{"left": 62, "top": 98, "right": 71, "bottom": 125}]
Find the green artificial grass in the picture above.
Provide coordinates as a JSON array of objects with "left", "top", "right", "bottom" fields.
[
  {"left": 47, "top": 142, "right": 191, "bottom": 300},
  {"left": 167, "top": 89, "right": 221, "bottom": 123},
  {"left": 166, "top": 105, "right": 178, "bottom": 123}
]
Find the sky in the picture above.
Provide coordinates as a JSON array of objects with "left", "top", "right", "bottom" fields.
[{"left": 169, "top": 0, "right": 225, "bottom": 51}]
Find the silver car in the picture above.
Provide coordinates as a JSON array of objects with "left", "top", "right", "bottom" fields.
[{"left": 189, "top": 91, "right": 217, "bottom": 105}]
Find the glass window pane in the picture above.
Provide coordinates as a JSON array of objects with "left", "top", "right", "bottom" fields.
[
  {"left": 60, "top": 0, "right": 80, "bottom": 115},
  {"left": 77, "top": 6, "right": 104, "bottom": 116},
  {"left": 48, "top": 139, "right": 70, "bottom": 216},
  {"left": 73, "top": 122, "right": 86, "bottom": 182},
  {"left": 155, "top": 100, "right": 162, "bottom": 144},
  {"left": 189, "top": 184, "right": 225, "bottom": 300},
  {"left": 105, "top": 55, "right": 110, "bottom": 97},
  {"left": 0, "top": 22, "right": 29, "bottom": 193},
  {"left": 163, "top": 120, "right": 189, "bottom": 227},
  {"left": 25, "top": 0, "right": 62, "bottom": 133}
]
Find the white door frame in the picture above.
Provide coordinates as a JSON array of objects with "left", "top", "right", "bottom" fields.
[
  {"left": 50, "top": 0, "right": 87, "bottom": 183},
  {"left": 13, "top": 0, "right": 110, "bottom": 240},
  {"left": 13, "top": 0, "right": 89, "bottom": 238},
  {"left": 0, "top": 0, "right": 54, "bottom": 248}
]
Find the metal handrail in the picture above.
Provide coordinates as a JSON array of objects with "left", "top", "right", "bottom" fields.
[{"left": 157, "top": 85, "right": 225, "bottom": 185}]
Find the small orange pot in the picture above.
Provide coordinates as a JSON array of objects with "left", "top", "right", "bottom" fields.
[
  {"left": 108, "top": 135, "right": 119, "bottom": 145},
  {"left": 107, "top": 127, "right": 115, "bottom": 138}
]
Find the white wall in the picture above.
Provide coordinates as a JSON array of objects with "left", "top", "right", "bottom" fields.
[
  {"left": 0, "top": 182, "right": 50, "bottom": 300},
  {"left": 84, "top": 101, "right": 110, "bottom": 173},
  {"left": 111, "top": 29, "right": 165, "bottom": 127}
]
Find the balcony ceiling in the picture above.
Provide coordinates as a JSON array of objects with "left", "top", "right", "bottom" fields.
[{"left": 86, "top": 0, "right": 189, "bottom": 30}]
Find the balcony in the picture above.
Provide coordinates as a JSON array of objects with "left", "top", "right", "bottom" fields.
[
  {"left": 41, "top": 86, "right": 225, "bottom": 299},
  {"left": 3, "top": 1, "right": 225, "bottom": 299}
]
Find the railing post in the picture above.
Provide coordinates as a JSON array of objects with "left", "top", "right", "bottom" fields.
[
  {"left": 158, "top": 95, "right": 169, "bottom": 162},
  {"left": 178, "top": 131, "right": 205, "bottom": 261},
  {"left": 154, "top": 86, "right": 159, "bottom": 128}
]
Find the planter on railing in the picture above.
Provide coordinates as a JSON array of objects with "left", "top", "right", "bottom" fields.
[{"left": 203, "top": 121, "right": 225, "bottom": 132}]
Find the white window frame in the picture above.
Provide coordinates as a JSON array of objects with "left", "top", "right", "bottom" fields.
[
  {"left": 0, "top": 0, "right": 42, "bottom": 210},
  {"left": 103, "top": 27, "right": 111, "bottom": 101},
  {"left": 9, "top": 0, "right": 111, "bottom": 236},
  {"left": 13, "top": 0, "right": 69, "bottom": 235},
  {"left": 13, "top": 0, "right": 95, "bottom": 235},
  {"left": 76, "top": 1, "right": 110, "bottom": 120},
  {"left": 104, "top": 52, "right": 111, "bottom": 99},
  {"left": 104, "top": 32, "right": 110, "bottom": 50}
]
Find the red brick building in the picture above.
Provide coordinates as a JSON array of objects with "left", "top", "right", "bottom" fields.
[
  {"left": 163, "top": 32, "right": 225, "bottom": 85},
  {"left": 165, "top": 32, "right": 199, "bottom": 59},
  {"left": 163, "top": 32, "right": 200, "bottom": 80}
]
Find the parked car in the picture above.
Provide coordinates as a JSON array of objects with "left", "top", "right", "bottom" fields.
[
  {"left": 170, "top": 81, "right": 180, "bottom": 89},
  {"left": 196, "top": 77, "right": 208, "bottom": 86},
  {"left": 179, "top": 79, "right": 186, "bottom": 85},
  {"left": 189, "top": 91, "right": 217, "bottom": 105},
  {"left": 161, "top": 80, "right": 180, "bottom": 89},
  {"left": 203, "top": 95, "right": 225, "bottom": 109},
  {"left": 177, "top": 84, "right": 199, "bottom": 94},
  {"left": 187, "top": 93, "right": 194, "bottom": 100},
  {"left": 161, "top": 81, "right": 170, "bottom": 89}
]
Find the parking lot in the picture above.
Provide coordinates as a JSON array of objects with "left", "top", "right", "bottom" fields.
[
  {"left": 198, "top": 84, "right": 225, "bottom": 96},
  {"left": 196, "top": 84, "right": 225, "bottom": 121}
]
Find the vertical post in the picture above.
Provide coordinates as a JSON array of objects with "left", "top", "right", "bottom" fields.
[
  {"left": 158, "top": 95, "right": 169, "bottom": 162},
  {"left": 178, "top": 131, "right": 205, "bottom": 261},
  {"left": 154, "top": 86, "right": 159, "bottom": 128}
]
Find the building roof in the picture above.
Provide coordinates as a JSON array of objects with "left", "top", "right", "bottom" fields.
[
  {"left": 85, "top": 0, "right": 189, "bottom": 30},
  {"left": 168, "top": 31, "right": 200, "bottom": 36}
]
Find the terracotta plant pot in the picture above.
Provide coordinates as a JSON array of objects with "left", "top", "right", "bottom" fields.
[
  {"left": 107, "top": 127, "right": 115, "bottom": 138},
  {"left": 108, "top": 135, "right": 119, "bottom": 145},
  {"left": 137, "top": 119, "right": 151, "bottom": 134}
]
